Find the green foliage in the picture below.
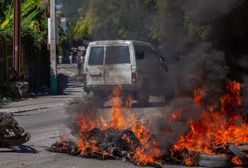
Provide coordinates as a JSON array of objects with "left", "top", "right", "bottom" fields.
[
  {"left": 0, "top": 0, "right": 47, "bottom": 37},
  {"left": 83, "top": 0, "right": 160, "bottom": 40},
  {"left": 149, "top": 0, "right": 169, "bottom": 40},
  {"left": 64, "top": 0, "right": 183, "bottom": 43},
  {"left": 0, "top": 0, "right": 48, "bottom": 50},
  {"left": 149, "top": 21, "right": 166, "bottom": 41},
  {"left": 63, "top": 0, "right": 215, "bottom": 44},
  {"left": 184, "top": 15, "right": 212, "bottom": 40},
  {"left": 0, "top": 1, "right": 13, "bottom": 30},
  {"left": 0, "top": 0, "right": 43, "bottom": 30},
  {"left": 22, "top": 26, "right": 46, "bottom": 49},
  {"left": 0, "top": 81, "right": 21, "bottom": 102},
  {"left": 0, "top": 96, "right": 7, "bottom": 107},
  {"left": 72, "top": 16, "right": 91, "bottom": 41}
]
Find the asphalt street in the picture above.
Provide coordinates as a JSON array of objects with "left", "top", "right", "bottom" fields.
[{"left": 0, "top": 97, "right": 201, "bottom": 168}]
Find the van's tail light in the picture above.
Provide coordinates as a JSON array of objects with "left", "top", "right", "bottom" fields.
[{"left": 131, "top": 72, "right": 137, "bottom": 85}]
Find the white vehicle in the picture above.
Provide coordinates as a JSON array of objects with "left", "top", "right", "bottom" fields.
[{"left": 83, "top": 40, "right": 167, "bottom": 106}]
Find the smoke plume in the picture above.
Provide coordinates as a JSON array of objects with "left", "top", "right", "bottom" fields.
[
  {"left": 178, "top": 0, "right": 245, "bottom": 22},
  {"left": 62, "top": 0, "right": 248, "bottom": 152}
]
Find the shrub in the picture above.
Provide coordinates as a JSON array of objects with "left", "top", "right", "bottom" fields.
[{"left": 0, "top": 81, "right": 21, "bottom": 102}]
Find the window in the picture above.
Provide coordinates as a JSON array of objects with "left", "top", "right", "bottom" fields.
[
  {"left": 88, "top": 47, "right": 104, "bottom": 65},
  {"left": 105, "top": 46, "right": 130, "bottom": 64}
]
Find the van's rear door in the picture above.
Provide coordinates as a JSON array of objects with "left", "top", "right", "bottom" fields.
[
  {"left": 104, "top": 46, "right": 132, "bottom": 85},
  {"left": 86, "top": 46, "right": 105, "bottom": 86}
]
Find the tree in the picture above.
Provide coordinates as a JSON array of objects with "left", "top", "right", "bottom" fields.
[
  {"left": 0, "top": 0, "right": 50, "bottom": 89},
  {"left": 65, "top": 0, "right": 212, "bottom": 42},
  {"left": 0, "top": 0, "right": 47, "bottom": 42}
]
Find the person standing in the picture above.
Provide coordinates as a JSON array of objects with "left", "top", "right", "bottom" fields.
[
  {"left": 69, "top": 53, "right": 73, "bottom": 64},
  {"left": 77, "top": 55, "right": 83, "bottom": 75},
  {"left": 76, "top": 46, "right": 86, "bottom": 75},
  {"left": 58, "top": 55, "right": 63, "bottom": 64}
]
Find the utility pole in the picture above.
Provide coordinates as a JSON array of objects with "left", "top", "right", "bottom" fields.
[
  {"left": 49, "top": 0, "right": 57, "bottom": 94},
  {"left": 13, "top": 0, "right": 21, "bottom": 78}
]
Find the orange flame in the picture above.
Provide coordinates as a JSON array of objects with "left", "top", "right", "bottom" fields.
[
  {"left": 169, "top": 110, "right": 183, "bottom": 121},
  {"left": 171, "top": 81, "right": 248, "bottom": 165},
  {"left": 76, "top": 85, "right": 162, "bottom": 165},
  {"left": 193, "top": 87, "right": 206, "bottom": 104},
  {"left": 232, "top": 156, "right": 243, "bottom": 165}
]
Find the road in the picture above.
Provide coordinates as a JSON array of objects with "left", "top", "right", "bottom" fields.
[{"left": 0, "top": 97, "right": 200, "bottom": 168}]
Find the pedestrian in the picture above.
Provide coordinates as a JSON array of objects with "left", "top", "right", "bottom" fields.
[
  {"left": 58, "top": 56, "right": 63, "bottom": 64},
  {"left": 77, "top": 56, "right": 83, "bottom": 75},
  {"left": 69, "top": 53, "right": 73, "bottom": 64}
]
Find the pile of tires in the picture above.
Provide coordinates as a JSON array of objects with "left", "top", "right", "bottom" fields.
[
  {"left": 197, "top": 143, "right": 248, "bottom": 167},
  {"left": 228, "top": 143, "right": 248, "bottom": 167},
  {"left": 198, "top": 154, "right": 231, "bottom": 168}
]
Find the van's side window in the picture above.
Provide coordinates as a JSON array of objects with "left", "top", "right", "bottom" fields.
[
  {"left": 88, "top": 47, "right": 104, "bottom": 65},
  {"left": 105, "top": 46, "right": 130, "bottom": 64}
]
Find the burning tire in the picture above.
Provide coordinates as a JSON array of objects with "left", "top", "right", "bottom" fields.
[
  {"left": 198, "top": 154, "right": 231, "bottom": 168},
  {"left": 228, "top": 143, "right": 248, "bottom": 166}
]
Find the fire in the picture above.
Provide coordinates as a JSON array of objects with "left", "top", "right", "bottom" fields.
[
  {"left": 52, "top": 81, "right": 248, "bottom": 167},
  {"left": 75, "top": 85, "right": 162, "bottom": 166},
  {"left": 132, "top": 122, "right": 162, "bottom": 165},
  {"left": 232, "top": 156, "right": 242, "bottom": 165},
  {"left": 109, "top": 85, "right": 126, "bottom": 130},
  {"left": 169, "top": 110, "right": 183, "bottom": 121},
  {"left": 193, "top": 87, "right": 206, "bottom": 104},
  {"left": 171, "top": 81, "right": 248, "bottom": 165}
]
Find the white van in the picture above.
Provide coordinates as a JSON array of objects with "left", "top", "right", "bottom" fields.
[{"left": 83, "top": 40, "right": 167, "bottom": 106}]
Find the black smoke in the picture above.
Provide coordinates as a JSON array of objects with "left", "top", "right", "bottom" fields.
[
  {"left": 179, "top": 0, "right": 244, "bottom": 22},
  {"left": 61, "top": 0, "right": 248, "bottom": 152}
]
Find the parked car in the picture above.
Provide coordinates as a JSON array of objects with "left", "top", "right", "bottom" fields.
[{"left": 83, "top": 40, "right": 168, "bottom": 106}]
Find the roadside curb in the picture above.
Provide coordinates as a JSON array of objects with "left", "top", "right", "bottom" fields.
[
  {"left": 0, "top": 106, "right": 48, "bottom": 114},
  {"left": 0, "top": 88, "right": 85, "bottom": 114},
  {"left": 0, "top": 103, "right": 65, "bottom": 114}
]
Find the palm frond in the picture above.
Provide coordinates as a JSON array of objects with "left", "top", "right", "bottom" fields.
[
  {"left": 21, "top": 0, "right": 41, "bottom": 17},
  {"left": 22, "top": 9, "right": 39, "bottom": 26},
  {"left": 0, "top": 2, "right": 13, "bottom": 30},
  {"left": 0, "top": 0, "right": 43, "bottom": 30}
]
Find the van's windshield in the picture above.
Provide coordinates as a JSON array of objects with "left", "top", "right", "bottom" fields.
[{"left": 105, "top": 46, "right": 130, "bottom": 64}]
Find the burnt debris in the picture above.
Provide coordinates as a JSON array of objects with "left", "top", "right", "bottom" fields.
[
  {"left": 50, "top": 128, "right": 162, "bottom": 168},
  {"left": 50, "top": 133, "right": 248, "bottom": 167},
  {"left": 0, "top": 112, "right": 31, "bottom": 148}
]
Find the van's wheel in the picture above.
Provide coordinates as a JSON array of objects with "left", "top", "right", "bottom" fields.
[
  {"left": 93, "top": 92, "right": 105, "bottom": 107},
  {"left": 137, "top": 81, "right": 149, "bottom": 107}
]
